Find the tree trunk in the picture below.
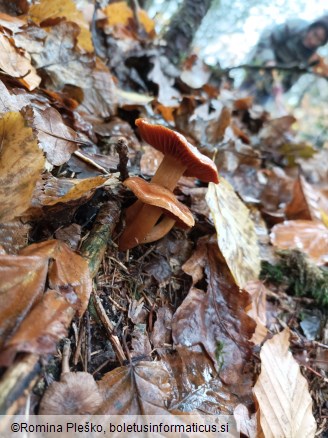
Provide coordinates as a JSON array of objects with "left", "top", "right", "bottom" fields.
[{"left": 163, "top": 0, "right": 213, "bottom": 64}]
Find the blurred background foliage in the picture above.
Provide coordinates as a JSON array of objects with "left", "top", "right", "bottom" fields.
[{"left": 144, "top": 0, "right": 328, "bottom": 146}]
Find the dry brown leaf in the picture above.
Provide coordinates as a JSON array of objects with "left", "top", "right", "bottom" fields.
[
  {"left": 285, "top": 175, "right": 327, "bottom": 222},
  {"left": 253, "top": 328, "right": 317, "bottom": 438},
  {"left": 24, "top": 106, "right": 78, "bottom": 166},
  {"left": 97, "top": 361, "right": 172, "bottom": 414},
  {"left": 0, "top": 253, "right": 48, "bottom": 349},
  {"left": 79, "top": 58, "right": 117, "bottom": 119},
  {"left": 40, "top": 176, "right": 109, "bottom": 206},
  {"left": 20, "top": 240, "right": 92, "bottom": 316},
  {"left": 0, "top": 239, "right": 91, "bottom": 363},
  {"left": 270, "top": 220, "right": 328, "bottom": 266},
  {"left": 0, "top": 290, "right": 75, "bottom": 366},
  {"left": 0, "top": 111, "right": 45, "bottom": 222},
  {"left": 0, "top": 34, "right": 40, "bottom": 90},
  {"left": 206, "top": 178, "right": 261, "bottom": 288},
  {"left": 244, "top": 280, "right": 268, "bottom": 345},
  {"left": 175, "top": 236, "right": 256, "bottom": 383},
  {"left": 16, "top": 21, "right": 94, "bottom": 89},
  {"left": 28, "top": 0, "right": 93, "bottom": 52}
]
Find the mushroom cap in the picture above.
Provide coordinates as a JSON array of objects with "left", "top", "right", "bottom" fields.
[
  {"left": 135, "top": 118, "right": 219, "bottom": 183},
  {"left": 123, "top": 177, "right": 194, "bottom": 228},
  {"left": 39, "top": 372, "right": 103, "bottom": 415}
]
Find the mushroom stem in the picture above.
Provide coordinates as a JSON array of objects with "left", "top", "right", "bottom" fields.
[
  {"left": 150, "top": 155, "right": 187, "bottom": 191},
  {"left": 119, "top": 204, "right": 164, "bottom": 251},
  {"left": 61, "top": 339, "right": 71, "bottom": 376},
  {"left": 143, "top": 216, "right": 176, "bottom": 244},
  {"left": 124, "top": 155, "right": 187, "bottom": 225}
]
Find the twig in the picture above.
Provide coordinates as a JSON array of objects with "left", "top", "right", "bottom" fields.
[
  {"left": 214, "top": 63, "right": 328, "bottom": 80},
  {"left": 115, "top": 138, "right": 129, "bottom": 181},
  {"left": 92, "top": 291, "right": 127, "bottom": 365}
]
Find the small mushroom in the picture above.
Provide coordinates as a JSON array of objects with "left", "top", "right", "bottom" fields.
[
  {"left": 39, "top": 339, "right": 103, "bottom": 415},
  {"left": 118, "top": 177, "right": 194, "bottom": 251}
]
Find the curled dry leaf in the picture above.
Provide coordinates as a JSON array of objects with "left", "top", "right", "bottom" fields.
[
  {"left": 24, "top": 106, "right": 78, "bottom": 166},
  {"left": 28, "top": 0, "right": 93, "bottom": 52},
  {"left": 253, "top": 328, "right": 317, "bottom": 438},
  {"left": 97, "top": 361, "right": 172, "bottom": 414},
  {"left": 244, "top": 280, "right": 268, "bottom": 345},
  {"left": 270, "top": 220, "right": 328, "bottom": 266},
  {"left": 174, "top": 236, "right": 256, "bottom": 384},
  {"left": 0, "top": 111, "right": 45, "bottom": 222},
  {"left": 0, "top": 34, "right": 41, "bottom": 90},
  {"left": 206, "top": 178, "right": 260, "bottom": 288}
]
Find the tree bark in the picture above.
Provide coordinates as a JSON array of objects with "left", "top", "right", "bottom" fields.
[{"left": 163, "top": 0, "right": 213, "bottom": 64}]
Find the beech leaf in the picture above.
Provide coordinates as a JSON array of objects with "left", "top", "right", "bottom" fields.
[
  {"left": 253, "top": 328, "right": 317, "bottom": 438},
  {"left": 0, "top": 111, "right": 45, "bottom": 222},
  {"left": 206, "top": 178, "right": 260, "bottom": 288}
]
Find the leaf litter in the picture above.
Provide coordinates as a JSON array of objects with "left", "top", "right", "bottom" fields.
[{"left": 0, "top": 1, "right": 327, "bottom": 437}]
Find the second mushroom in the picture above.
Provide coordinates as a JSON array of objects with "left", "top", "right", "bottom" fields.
[{"left": 119, "top": 118, "right": 219, "bottom": 251}]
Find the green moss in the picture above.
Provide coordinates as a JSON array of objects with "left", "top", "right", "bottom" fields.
[
  {"left": 261, "top": 250, "right": 328, "bottom": 306},
  {"left": 215, "top": 341, "right": 225, "bottom": 371}
]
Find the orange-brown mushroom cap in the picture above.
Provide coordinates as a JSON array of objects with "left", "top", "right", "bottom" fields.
[
  {"left": 123, "top": 177, "right": 194, "bottom": 228},
  {"left": 135, "top": 118, "right": 219, "bottom": 184}
]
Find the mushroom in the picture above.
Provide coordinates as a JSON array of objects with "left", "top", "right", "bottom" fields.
[
  {"left": 39, "top": 339, "right": 103, "bottom": 415},
  {"left": 136, "top": 118, "right": 219, "bottom": 191},
  {"left": 119, "top": 119, "right": 219, "bottom": 250},
  {"left": 118, "top": 177, "right": 194, "bottom": 251}
]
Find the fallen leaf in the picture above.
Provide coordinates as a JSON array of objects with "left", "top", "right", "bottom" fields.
[
  {"left": 234, "top": 403, "right": 262, "bottom": 438},
  {"left": 0, "top": 34, "right": 41, "bottom": 90},
  {"left": 103, "top": 1, "right": 155, "bottom": 39},
  {"left": 16, "top": 21, "right": 94, "bottom": 89},
  {"left": 24, "top": 106, "right": 78, "bottom": 166},
  {"left": 29, "top": 0, "right": 93, "bottom": 52},
  {"left": 174, "top": 236, "right": 256, "bottom": 383},
  {"left": 150, "top": 306, "right": 173, "bottom": 348},
  {"left": 285, "top": 175, "right": 327, "bottom": 222},
  {"left": 244, "top": 280, "right": 268, "bottom": 345},
  {"left": 0, "top": 111, "right": 45, "bottom": 222},
  {"left": 0, "top": 253, "right": 48, "bottom": 349},
  {"left": 97, "top": 361, "right": 172, "bottom": 414},
  {"left": 206, "top": 178, "right": 261, "bottom": 288},
  {"left": 270, "top": 220, "right": 328, "bottom": 265},
  {"left": 0, "top": 290, "right": 76, "bottom": 366},
  {"left": 253, "top": 328, "right": 317, "bottom": 438},
  {"left": 79, "top": 59, "right": 117, "bottom": 119},
  {"left": 20, "top": 240, "right": 92, "bottom": 316},
  {"left": 0, "top": 219, "right": 30, "bottom": 254}
]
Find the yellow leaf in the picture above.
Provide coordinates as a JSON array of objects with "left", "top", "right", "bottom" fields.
[
  {"left": 104, "top": 1, "right": 155, "bottom": 37},
  {"left": 43, "top": 176, "right": 110, "bottom": 206},
  {"left": 206, "top": 178, "right": 260, "bottom": 288},
  {"left": 0, "top": 112, "right": 45, "bottom": 222},
  {"left": 253, "top": 329, "right": 317, "bottom": 438},
  {"left": 29, "top": 0, "right": 93, "bottom": 52}
]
